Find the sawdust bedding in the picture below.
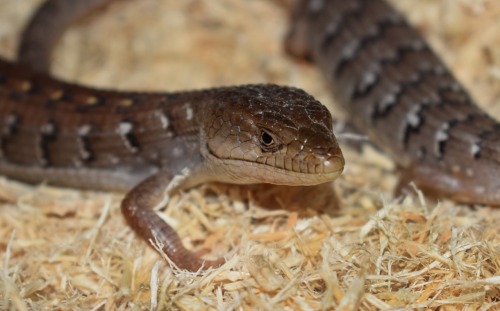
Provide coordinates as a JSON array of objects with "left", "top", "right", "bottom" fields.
[{"left": 0, "top": 0, "right": 499, "bottom": 310}]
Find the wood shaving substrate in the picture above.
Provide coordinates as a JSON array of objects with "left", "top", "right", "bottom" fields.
[{"left": 0, "top": 0, "right": 499, "bottom": 310}]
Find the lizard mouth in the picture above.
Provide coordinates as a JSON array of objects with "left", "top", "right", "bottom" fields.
[
  {"left": 253, "top": 153, "right": 344, "bottom": 185},
  {"left": 253, "top": 144, "right": 345, "bottom": 185},
  {"left": 216, "top": 152, "right": 345, "bottom": 186}
]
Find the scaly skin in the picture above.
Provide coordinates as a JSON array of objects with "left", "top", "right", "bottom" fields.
[{"left": 287, "top": 0, "right": 500, "bottom": 205}]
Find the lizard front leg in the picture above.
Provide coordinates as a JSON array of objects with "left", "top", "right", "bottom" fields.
[{"left": 121, "top": 171, "right": 225, "bottom": 272}]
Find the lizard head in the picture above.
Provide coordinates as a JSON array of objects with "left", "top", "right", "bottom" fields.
[{"left": 203, "top": 84, "right": 344, "bottom": 186}]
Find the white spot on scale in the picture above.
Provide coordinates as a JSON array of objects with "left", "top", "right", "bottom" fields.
[
  {"left": 78, "top": 124, "right": 92, "bottom": 136},
  {"left": 434, "top": 123, "right": 450, "bottom": 156},
  {"left": 185, "top": 106, "right": 194, "bottom": 121},
  {"left": 116, "top": 121, "right": 133, "bottom": 135},
  {"left": 380, "top": 93, "right": 396, "bottom": 110},
  {"left": 156, "top": 111, "right": 169, "bottom": 129},
  {"left": 114, "top": 121, "right": 138, "bottom": 153},
  {"left": 471, "top": 143, "right": 481, "bottom": 157},
  {"left": 436, "top": 127, "right": 449, "bottom": 142},
  {"left": 363, "top": 71, "right": 376, "bottom": 84},
  {"left": 406, "top": 105, "right": 422, "bottom": 127},
  {"left": 358, "top": 70, "right": 377, "bottom": 92},
  {"left": 342, "top": 40, "right": 360, "bottom": 59},
  {"left": 41, "top": 123, "right": 55, "bottom": 135}
]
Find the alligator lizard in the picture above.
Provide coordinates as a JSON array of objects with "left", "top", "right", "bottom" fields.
[
  {"left": 2, "top": 0, "right": 499, "bottom": 271},
  {"left": 287, "top": 0, "right": 500, "bottom": 205},
  {"left": 0, "top": 2, "right": 344, "bottom": 271}
]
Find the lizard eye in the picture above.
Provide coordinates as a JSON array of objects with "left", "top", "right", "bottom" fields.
[
  {"left": 260, "top": 131, "right": 274, "bottom": 146},
  {"left": 259, "top": 129, "right": 280, "bottom": 152}
]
